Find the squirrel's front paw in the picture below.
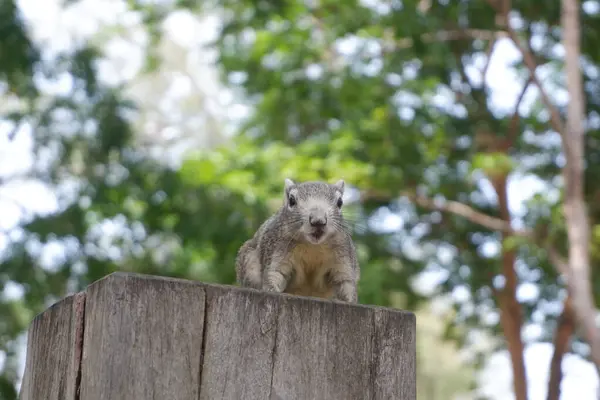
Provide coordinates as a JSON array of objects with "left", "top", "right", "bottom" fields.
[
  {"left": 334, "top": 281, "right": 358, "bottom": 303},
  {"left": 262, "top": 270, "right": 289, "bottom": 293},
  {"left": 335, "top": 293, "right": 358, "bottom": 303},
  {"left": 262, "top": 283, "right": 284, "bottom": 293}
]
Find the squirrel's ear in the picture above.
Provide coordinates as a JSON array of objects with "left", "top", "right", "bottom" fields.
[
  {"left": 284, "top": 178, "right": 295, "bottom": 194},
  {"left": 333, "top": 179, "right": 345, "bottom": 194}
]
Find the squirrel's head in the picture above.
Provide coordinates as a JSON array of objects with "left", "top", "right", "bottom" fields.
[{"left": 282, "top": 178, "right": 346, "bottom": 245}]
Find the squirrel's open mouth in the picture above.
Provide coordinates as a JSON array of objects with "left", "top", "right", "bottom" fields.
[{"left": 309, "top": 229, "right": 325, "bottom": 241}]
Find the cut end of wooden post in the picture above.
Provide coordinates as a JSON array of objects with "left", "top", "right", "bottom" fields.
[{"left": 20, "top": 272, "right": 416, "bottom": 400}]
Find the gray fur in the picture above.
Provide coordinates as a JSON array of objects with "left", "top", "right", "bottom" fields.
[{"left": 235, "top": 179, "right": 360, "bottom": 303}]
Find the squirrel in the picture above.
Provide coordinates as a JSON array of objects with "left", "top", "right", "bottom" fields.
[{"left": 235, "top": 179, "right": 360, "bottom": 303}]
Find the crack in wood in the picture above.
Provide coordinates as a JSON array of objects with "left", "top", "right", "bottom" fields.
[{"left": 73, "top": 292, "right": 86, "bottom": 400}]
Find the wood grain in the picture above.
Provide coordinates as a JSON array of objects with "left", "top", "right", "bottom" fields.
[
  {"left": 198, "top": 286, "right": 280, "bottom": 400},
  {"left": 20, "top": 272, "right": 416, "bottom": 400},
  {"left": 19, "top": 292, "right": 85, "bottom": 400},
  {"left": 270, "top": 296, "right": 375, "bottom": 400},
  {"left": 78, "top": 273, "right": 206, "bottom": 400},
  {"left": 199, "top": 286, "right": 416, "bottom": 400},
  {"left": 371, "top": 307, "right": 416, "bottom": 400}
]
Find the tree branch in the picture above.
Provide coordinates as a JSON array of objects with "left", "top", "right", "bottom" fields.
[
  {"left": 491, "top": 174, "right": 528, "bottom": 400},
  {"left": 383, "top": 29, "right": 508, "bottom": 52},
  {"left": 486, "top": 0, "right": 565, "bottom": 136},
  {"left": 481, "top": 37, "right": 497, "bottom": 84},
  {"left": 401, "top": 29, "right": 507, "bottom": 47},
  {"left": 410, "top": 194, "right": 517, "bottom": 234},
  {"left": 546, "top": 246, "right": 570, "bottom": 277},
  {"left": 360, "top": 189, "right": 531, "bottom": 236},
  {"left": 360, "top": 190, "right": 573, "bottom": 273},
  {"left": 507, "top": 77, "right": 533, "bottom": 145},
  {"left": 547, "top": 295, "right": 575, "bottom": 400}
]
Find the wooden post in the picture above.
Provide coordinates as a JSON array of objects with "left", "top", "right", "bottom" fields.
[{"left": 19, "top": 272, "right": 416, "bottom": 400}]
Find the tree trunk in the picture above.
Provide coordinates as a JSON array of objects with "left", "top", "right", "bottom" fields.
[
  {"left": 561, "top": 0, "right": 600, "bottom": 371},
  {"left": 546, "top": 296, "right": 574, "bottom": 400},
  {"left": 493, "top": 176, "right": 529, "bottom": 400}
]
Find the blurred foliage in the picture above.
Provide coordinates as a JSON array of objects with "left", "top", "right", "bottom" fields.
[
  {"left": 414, "top": 305, "right": 479, "bottom": 400},
  {"left": 204, "top": 0, "right": 600, "bottom": 344},
  {"left": 1, "top": 0, "right": 600, "bottom": 398}
]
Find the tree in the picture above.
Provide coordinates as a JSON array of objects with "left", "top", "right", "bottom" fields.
[{"left": 558, "top": 0, "right": 600, "bottom": 373}]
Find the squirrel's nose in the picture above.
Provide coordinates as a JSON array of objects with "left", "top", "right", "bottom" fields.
[{"left": 309, "top": 215, "right": 327, "bottom": 227}]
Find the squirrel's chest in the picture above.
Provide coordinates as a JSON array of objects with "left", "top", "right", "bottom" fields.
[{"left": 285, "top": 244, "right": 337, "bottom": 297}]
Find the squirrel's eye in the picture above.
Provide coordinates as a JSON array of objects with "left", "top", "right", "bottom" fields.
[
  {"left": 337, "top": 198, "right": 343, "bottom": 208},
  {"left": 289, "top": 195, "right": 297, "bottom": 207}
]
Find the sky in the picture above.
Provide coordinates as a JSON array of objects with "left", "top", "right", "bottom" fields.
[{"left": 1, "top": 0, "right": 599, "bottom": 398}]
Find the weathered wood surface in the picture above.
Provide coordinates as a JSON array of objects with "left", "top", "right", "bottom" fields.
[
  {"left": 20, "top": 272, "right": 416, "bottom": 400},
  {"left": 20, "top": 292, "right": 85, "bottom": 400},
  {"left": 79, "top": 274, "right": 206, "bottom": 400}
]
